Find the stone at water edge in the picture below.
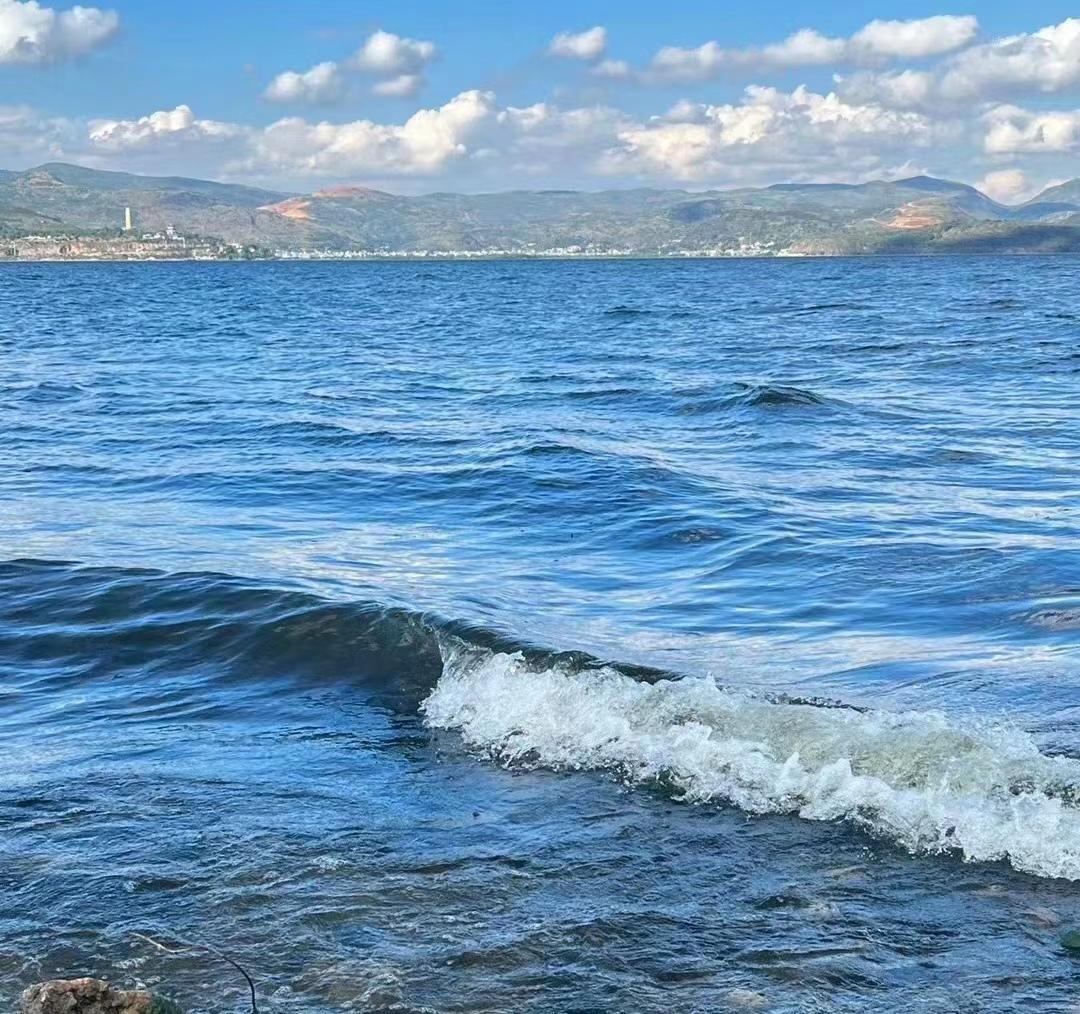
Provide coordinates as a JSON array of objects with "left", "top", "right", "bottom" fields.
[
  {"left": 724, "top": 987, "right": 768, "bottom": 1009},
  {"left": 20, "top": 978, "right": 182, "bottom": 1014},
  {"left": 1061, "top": 929, "right": 1080, "bottom": 952}
]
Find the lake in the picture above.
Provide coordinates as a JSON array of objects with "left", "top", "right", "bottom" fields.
[{"left": 2, "top": 257, "right": 1078, "bottom": 1012}]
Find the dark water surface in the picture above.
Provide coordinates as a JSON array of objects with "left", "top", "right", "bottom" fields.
[{"left": 1, "top": 258, "right": 1079, "bottom": 1012}]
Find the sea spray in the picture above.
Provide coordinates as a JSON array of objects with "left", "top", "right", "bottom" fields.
[{"left": 423, "top": 640, "right": 1080, "bottom": 881}]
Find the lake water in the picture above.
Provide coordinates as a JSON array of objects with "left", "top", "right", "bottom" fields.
[{"left": 1, "top": 258, "right": 1078, "bottom": 1012}]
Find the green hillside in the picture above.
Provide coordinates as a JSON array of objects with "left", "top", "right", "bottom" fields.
[{"left": 3, "top": 162, "right": 1080, "bottom": 256}]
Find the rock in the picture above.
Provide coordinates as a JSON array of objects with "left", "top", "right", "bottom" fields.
[
  {"left": 724, "top": 988, "right": 768, "bottom": 1009},
  {"left": 20, "top": 979, "right": 179, "bottom": 1014}
]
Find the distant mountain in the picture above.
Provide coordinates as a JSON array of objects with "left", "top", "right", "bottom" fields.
[
  {"left": 3, "top": 162, "right": 1080, "bottom": 256},
  {"left": 1027, "top": 179, "right": 1080, "bottom": 206},
  {"left": 763, "top": 175, "right": 1008, "bottom": 220},
  {"left": 0, "top": 201, "right": 60, "bottom": 236},
  {"left": 1014, "top": 180, "right": 1080, "bottom": 223},
  {"left": 0, "top": 163, "right": 292, "bottom": 240}
]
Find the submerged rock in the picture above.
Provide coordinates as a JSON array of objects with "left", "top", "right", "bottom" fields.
[
  {"left": 1061, "top": 929, "right": 1080, "bottom": 952},
  {"left": 724, "top": 988, "right": 768, "bottom": 1009},
  {"left": 20, "top": 979, "right": 181, "bottom": 1014}
]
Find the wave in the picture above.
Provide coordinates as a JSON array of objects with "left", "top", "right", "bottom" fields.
[
  {"left": 422, "top": 641, "right": 1080, "bottom": 881},
  {"left": 6, "top": 559, "right": 1080, "bottom": 882},
  {"left": 732, "top": 383, "right": 828, "bottom": 408},
  {"left": 2, "top": 380, "right": 87, "bottom": 402},
  {"left": 602, "top": 305, "right": 697, "bottom": 319},
  {"left": 676, "top": 382, "right": 834, "bottom": 416},
  {"left": 1028, "top": 608, "right": 1080, "bottom": 632}
]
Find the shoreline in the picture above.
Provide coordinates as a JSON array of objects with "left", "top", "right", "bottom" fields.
[{"left": 4, "top": 249, "right": 1080, "bottom": 264}]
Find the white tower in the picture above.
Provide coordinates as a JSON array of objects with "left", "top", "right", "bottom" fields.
[{"left": 123, "top": 207, "right": 133, "bottom": 232}]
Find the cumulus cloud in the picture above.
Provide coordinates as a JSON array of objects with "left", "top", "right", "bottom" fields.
[
  {"left": 17, "top": 9, "right": 1080, "bottom": 197},
  {"left": 37, "top": 81, "right": 976, "bottom": 192},
  {"left": 264, "top": 62, "right": 344, "bottom": 104},
  {"left": 348, "top": 29, "right": 436, "bottom": 75},
  {"left": 68, "top": 92, "right": 500, "bottom": 182},
  {"left": 548, "top": 26, "right": 607, "bottom": 61},
  {"left": 941, "top": 18, "right": 1080, "bottom": 99},
  {"left": 87, "top": 104, "right": 244, "bottom": 151},
  {"left": 591, "top": 58, "right": 631, "bottom": 79},
  {"left": 835, "top": 69, "right": 938, "bottom": 110},
  {"left": 264, "top": 29, "right": 438, "bottom": 104},
  {"left": 0, "top": 0, "right": 118, "bottom": 64},
  {"left": 607, "top": 85, "right": 942, "bottom": 181},
  {"left": 373, "top": 73, "right": 423, "bottom": 98},
  {"left": 490, "top": 101, "right": 633, "bottom": 180},
  {"left": 13, "top": 10, "right": 1080, "bottom": 195},
  {"left": 984, "top": 104, "right": 1080, "bottom": 154},
  {"left": 841, "top": 18, "right": 1080, "bottom": 111},
  {"left": 761, "top": 29, "right": 846, "bottom": 66},
  {"left": 249, "top": 89, "right": 496, "bottom": 177},
  {"left": 975, "top": 168, "right": 1034, "bottom": 203},
  {"left": 849, "top": 16, "right": 978, "bottom": 59},
  {"left": 0, "top": 102, "right": 77, "bottom": 162},
  {"left": 644, "top": 15, "right": 978, "bottom": 83}
]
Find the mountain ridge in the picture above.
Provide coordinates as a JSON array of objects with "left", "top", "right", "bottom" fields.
[{"left": 3, "top": 162, "right": 1080, "bottom": 256}]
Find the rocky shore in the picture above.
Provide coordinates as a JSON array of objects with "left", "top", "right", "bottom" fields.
[{"left": 20, "top": 980, "right": 180, "bottom": 1014}]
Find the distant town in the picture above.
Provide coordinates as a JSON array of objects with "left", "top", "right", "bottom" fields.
[
  {"left": 4, "top": 239, "right": 792, "bottom": 261},
  {"left": 5, "top": 164, "right": 1080, "bottom": 260},
  {"left": 3, "top": 237, "right": 793, "bottom": 261},
  {"left": 2, "top": 206, "right": 268, "bottom": 260},
  {"left": 2, "top": 205, "right": 787, "bottom": 261}
]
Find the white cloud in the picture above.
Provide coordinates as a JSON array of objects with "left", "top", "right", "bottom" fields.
[
  {"left": 264, "top": 62, "right": 344, "bottom": 104},
  {"left": 490, "top": 102, "right": 633, "bottom": 180},
  {"left": 975, "top": 168, "right": 1034, "bottom": 203},
  {"left": 14, "top": 10, "right": 1080, "bottom": 198},
  {"left": 647, "top": 41, "right": 725, "bottom": 83},
  {"left": 941, "top": 18, "right": 1080, "bottom": 100},
  {"left": 660, "top": 99, "right": 708, "bottom": 123},
  {"left": 348, "top": 29, "right": 436, "bottom": 75},
  {"left": 265, "top": 29, "right": 438, "bottom": 105},
  {"left": 0, "top": 103, "right": 77, "bottom": 162},
  {"left": 762, "top": 28, "right": 845, "bottom": 66},
  {"left": 850, "top": 16, "right": 978, "bottom": 59},
  {"left": 835, "top": 69, "right": 938, "bottom": 110},
  {"left": 249, "top": 89, "right": 496, "bottom": 177},
  {"left": 373, "top": 73, "right": 423, "bottom": 98},
  {"left": 70, "top": 93, "right": 498, "bottom": 181},
  {"left": 644, "top": 15, "right": 979, "bottom": 83},
  {"left": 591, "top": 58, "right": 631, "bottom": 79},
  {"left": 0, "top": 0, "right": 118, "bottom": 64},
  {"left": 839, "top": 18, "right": 1080, "bottom": 113},
  {"left": 66, "top": 86, "right": 939, "bottom": 190},
  {"left": 87, "top": 104, "right": 244, "bottom": 151},
  {"left": 608, "top": 85, "right": 942, "bottom": 181},
  {"left": 548, "top": 26, "right": 607, "bottom": 62},
  {"left": 15, "top": 83, "right": 969, "bottom": 192},
  {"left": 984, "top": 104, "right": 1080, "bottom": 154}
]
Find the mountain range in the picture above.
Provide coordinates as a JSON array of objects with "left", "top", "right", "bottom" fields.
[{"left": 4, "top": 162, "right": 1080, "bottom": 256}]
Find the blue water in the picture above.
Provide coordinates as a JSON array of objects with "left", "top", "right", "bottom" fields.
[{"left": 1, "top": 258, "right": 1079, "bottom": 1012}]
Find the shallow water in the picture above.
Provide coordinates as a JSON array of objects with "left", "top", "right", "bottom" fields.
[{"left": 1, "top": 258, "right": 1079, "bottom": 1012}]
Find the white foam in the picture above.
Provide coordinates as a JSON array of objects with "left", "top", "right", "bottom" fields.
[{"left": 421, "top": 643, "right": 1080, "bottom": 880}]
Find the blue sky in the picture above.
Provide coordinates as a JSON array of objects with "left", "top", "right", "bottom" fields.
[{"left": 3, "top": 1, "right": 1080, "bottom": 197}]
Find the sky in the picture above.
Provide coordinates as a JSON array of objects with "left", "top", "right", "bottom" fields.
[{"left": 2, "top": 1, "right": 1080, "bottom": 199}]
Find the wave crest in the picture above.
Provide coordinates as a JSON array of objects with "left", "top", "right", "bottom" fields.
[{"left": 422, "top": 642, "right": 1080, "bottom": 881}]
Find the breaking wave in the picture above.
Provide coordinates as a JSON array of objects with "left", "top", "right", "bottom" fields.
[
  {"left": 6, "top": 560, "right": 1080, "bottom": 883},
  {"left": 422, "top": 641, "right": 1080, "bottom": 881}
]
